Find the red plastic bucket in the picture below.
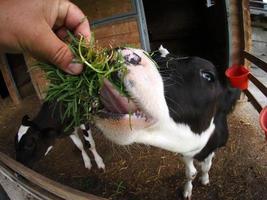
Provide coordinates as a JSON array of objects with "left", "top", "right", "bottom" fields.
[
  {"left": 225, "top": 64, "right": 250, "bottom": 90},
  {"left": 259, "top": 106, "right": 267, "bottom": 140}
]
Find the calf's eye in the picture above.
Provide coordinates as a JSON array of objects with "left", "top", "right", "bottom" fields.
[{"left": 200, "top": 70, "right": 215, "bottom": 82}]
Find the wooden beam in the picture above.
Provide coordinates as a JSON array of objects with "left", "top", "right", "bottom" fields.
[
  {"left": 0, "top": 54, "right": 21, "bottom": 105},
  {"left": 0, "top": 152, "right": 106, "bottom": 200},
  {"left": 249, "top": 74, "right": 267, "bottom": 97},
  {"left": 243, "top": 51, "right": 267, "bottom": 73},
  {"left": 24, "top": 54, "right": 48, "bottom": 100},
  {"left": 249, "top": 0, "right": 267, "bottom": 5},
  {"left": 243, "top": 0, "right": 252, "bottom": 67},
  {"left": 243, "top": 89, "right": 262, "bottom": 113}
]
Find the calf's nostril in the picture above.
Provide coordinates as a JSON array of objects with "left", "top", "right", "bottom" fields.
[
  {"left": 124, "top": 53, "right": 141, "bottom": 65},
  {"left": 131, "top": 53, "right": 141, "bottom": 65},
  {"left": 126, "top": 80, "right": 135, "bottom": 88}
]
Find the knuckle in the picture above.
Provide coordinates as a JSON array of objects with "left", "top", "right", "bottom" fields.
[{"left": 51, "top": 44, "right": 70, "bottom": 67}]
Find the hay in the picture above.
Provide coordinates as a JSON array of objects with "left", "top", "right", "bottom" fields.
[{"left": 38, "top": 32, "right": 128, "bottom": 131}]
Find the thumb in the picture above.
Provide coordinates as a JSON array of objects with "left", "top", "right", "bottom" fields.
[{"left": 29, "top": 24, "right": 83, "bottom": 75}]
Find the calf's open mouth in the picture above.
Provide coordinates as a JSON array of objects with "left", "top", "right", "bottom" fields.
[{"left": 98, "top": 79, "right": 155, "bottom": 126}]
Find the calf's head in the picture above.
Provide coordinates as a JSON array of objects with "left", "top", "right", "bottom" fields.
[
  {"left": 15, "top": 115, "right": 58, "bottom": 167},
  {"left": 95, "top": 48, "right": 223, "bottom": 146},
  {"left": 157, "top": 55, "right": 222, "bottom": 133}
]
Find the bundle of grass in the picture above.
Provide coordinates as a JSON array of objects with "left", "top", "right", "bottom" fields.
[{"left": 38, "top": 32, "right": 128, "bottom": 131}]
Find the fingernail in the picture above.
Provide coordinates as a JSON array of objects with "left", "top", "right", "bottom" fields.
[{"left": 66, "top": 62, "right": 83, "bottom": 75}]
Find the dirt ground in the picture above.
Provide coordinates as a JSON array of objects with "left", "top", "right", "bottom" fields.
[{"left": 0, "top": 94, "right": 266, "bottom": 200}]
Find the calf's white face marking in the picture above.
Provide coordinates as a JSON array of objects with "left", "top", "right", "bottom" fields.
[
  {"left": 44, "top": 146, "right": 53, "bottom": 156},
  {"left": 17, "top": 125, "right": 30, "bottom": 142}
]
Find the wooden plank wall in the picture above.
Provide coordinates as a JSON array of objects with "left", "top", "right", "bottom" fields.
[
  {"left": 73, "top": 0, "right": 141, "bottom": 48},
  {"left": 73, "top": 0, "right": 133, "bottom": 21},
  {"left": 93, "top": 19, "right": 141, "bottom": 48}
]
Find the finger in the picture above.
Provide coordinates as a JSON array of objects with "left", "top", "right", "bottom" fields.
[
  {"left": 30, "top": 24, "right": 83, "bottom": 75},
  {"left": 56, "top": 27, "right": 68, "bottom": 41},
  {"left": 58, "top": 2, "right": 91, "bottom": 42}
]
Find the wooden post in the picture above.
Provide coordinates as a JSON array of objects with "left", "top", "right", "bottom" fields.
[
  {"left": 241, "top": 0, "right": 252, "bottom": 67},
  {"left": 23, "top": 53, "right": 48, "bottom": 100},
  {"left": 0, "top": 54, "right": 21, "bottom": 105}
]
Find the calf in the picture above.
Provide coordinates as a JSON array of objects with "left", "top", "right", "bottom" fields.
[
  {"left": 95, "top": 47, "right": 240, "bottom": 199},
  {"left": 15, "top": 102, "right": 105, "bottom": 170},
  {"left": 15, "top": 47, "right": 239, "bottom": 199}
]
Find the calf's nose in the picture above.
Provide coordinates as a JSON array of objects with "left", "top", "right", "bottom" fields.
[{"left": 122, "top": 49, "right": 141, "bottom": 65}]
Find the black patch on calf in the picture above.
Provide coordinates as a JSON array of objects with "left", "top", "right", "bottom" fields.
[
  {"left": 153, "top": 53, "right": 240, "bottom": 161},
  {"left": 15, "top": 126, "right": 39, "bottom": 167},
  {"left": 194, "top": 88, "right": 240, "bottom": 161},
  {"left": 15, "top": 102, "right": 66, "bottom": 167},
  {"left": 153, "top": 54, "right": 222, "bottom": 134},
  {"left": 84, "top": 140, "right": 91, "bottom": 149},
  {"left": 21, "top": 115, "right": 39, "bottom": 130},
  {"left": 124, "top": 52, "right": 141, "bottom": 65},
  {"left": 21, "top": 115, "right": 31, "bottom": 126},
  {"left": 84, "top": 123, "right": 91, "bottom": 131},
  {"left": 82, "top": 129, "right": 89, "bottom": 137},
  {"left": 81, "top": 129, "right": 91, "bottom": 148}
]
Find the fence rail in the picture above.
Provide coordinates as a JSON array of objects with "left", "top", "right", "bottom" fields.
[
  {"left": 0, "top": 152, "right": 105, "bottom": 200},
  {"left": 249, "top": 73, "right": 267, "bottom": 97},
  {"left": 249, "top": 0, "right": 267, "bottom": 5},
  {"left": 243, "top": 51, "right": 267, "bottom": 113},
  {"left": 243, "top": 90, "right": 263, "bottom": 112},
  {"left": 243, "top": 51, "right": 267, "bottom": 73}
]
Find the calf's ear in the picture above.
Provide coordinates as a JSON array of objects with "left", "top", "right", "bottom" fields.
[
  {"left": 22, "top": 115, "right": 30, "bottom": 126},
  {"left": 21, "top": 115, "right": 39, "bottom": 129}
]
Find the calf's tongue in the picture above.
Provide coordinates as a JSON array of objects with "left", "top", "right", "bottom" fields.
[{"left": 100, "top": 79, "right": 137, "bottom": 114}]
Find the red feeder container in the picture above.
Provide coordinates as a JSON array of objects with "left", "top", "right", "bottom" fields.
[
  {"left": 225, "top": 64, "right": 250, "bottom": 90},
  {"left": 259, "top": 106, "right": 267, "bottom": 140}
]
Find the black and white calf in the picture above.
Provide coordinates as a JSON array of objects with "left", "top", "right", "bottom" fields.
[
  {"left": 15, "top": 102, "right": 105, "bottom": 170},
  {"left": 15, "top": 46, "right": 239, "bottom": 199},
  {"left": 95, "top": 47, "right": 240, "bottom": 199}
]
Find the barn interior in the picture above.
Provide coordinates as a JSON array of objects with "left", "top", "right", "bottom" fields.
[
  {"left": 0, "top": 0, "right": 266, "bottom": 199},
  {"left": 0, "top": 54, "right": 34, "bottom": 102},
  {"left": 143, "top": 0, "right": 229, "bottom": 71}
]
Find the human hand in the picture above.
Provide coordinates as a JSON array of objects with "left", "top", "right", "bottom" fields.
[{"left": 0, "top": 0, "right": 90, "bottom": 74}]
